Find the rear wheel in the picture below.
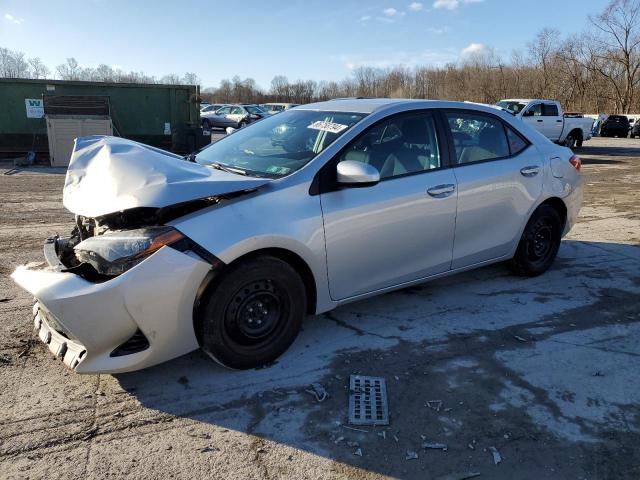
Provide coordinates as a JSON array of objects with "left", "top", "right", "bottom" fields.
[
  {"left": 509, "top": 205, "right": 562, "bottom": 277},
  {"left": 564, "top": 133, "right": 576, "bottom": 149},
  {"left": 200, "top": 256, "right": 306, "bottom": 369}
]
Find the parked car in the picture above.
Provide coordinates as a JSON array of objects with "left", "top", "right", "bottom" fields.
[
  {"left": 211, "top": 104, "right": 270, "bottom": 128},
  {"left": 630, "top": 119, "right": 640, "bottom": 138},
  {"left": 200, "top": 103, "right": 227, "bottom": 113},
  {"left": 201, "top": 106, "right": 237, "bottom": 130},
  {"left": 12, "top": 99, "right": 582, "bottom": 373},
  {"left": 496, "top": 99, "right": 593, "bottom": 148},
  {"left": 262, "top": 103, "right": 300, "bottom": 114},
  {"left": 600, "top": 115, "right": 631, "bottom": 138}
]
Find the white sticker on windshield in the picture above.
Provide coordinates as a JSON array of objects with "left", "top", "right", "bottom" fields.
[{"left": 307, "top": 120, "right": 348, "bottom": 134}]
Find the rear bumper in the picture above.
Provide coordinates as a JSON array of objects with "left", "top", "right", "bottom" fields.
[{"left": 11, "top": 245, "right": 212, "bottom": 374}]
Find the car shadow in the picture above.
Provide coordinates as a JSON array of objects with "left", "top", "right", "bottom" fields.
[
  {"left": 578, "top": 143, "right": 640, "bottom": 158},
  {"left": 114, "top": 239, "right": 640, "bottom": 477}
]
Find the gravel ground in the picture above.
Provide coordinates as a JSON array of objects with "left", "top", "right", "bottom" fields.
[{"left": 1, "top": 137, "right": 639, "bottom": 479}]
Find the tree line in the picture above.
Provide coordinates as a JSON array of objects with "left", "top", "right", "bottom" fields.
[{"left": 1, "top": 0, "right": 638, "bottom": 114}]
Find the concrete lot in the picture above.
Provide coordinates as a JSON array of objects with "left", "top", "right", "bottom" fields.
[{"left": 1, "top": 137, "right": 639, "bottom": 479}]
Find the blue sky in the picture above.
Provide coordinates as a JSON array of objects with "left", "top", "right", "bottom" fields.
[{"left": 1, "top": 0, "right": 607, "bottom": 89}]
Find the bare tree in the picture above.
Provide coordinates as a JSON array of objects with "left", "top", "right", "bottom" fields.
[
  {"left": 28, "top": 57, "right": 49, "bottom": 79},
  {"left": 56, "top": 58, "right": 82, "bottom": 80}
]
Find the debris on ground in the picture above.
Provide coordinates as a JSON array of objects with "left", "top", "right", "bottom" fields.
[
  {"left": 200, "top": 446, "right": 218, "bottom": 453},
  {"left": 354, "top": 448, "right": 363, "bottom": 456},
  {"left": 341, "top": 424, "right": 369, "bottom": 433},
  {"left": 426, "top": 399, "right": 443, "bottom": 411},
  {"left": 468, "top": 439, "right": 477, "bottom": 450},
  {"left": 377, "top": 431, "right": 386, "bottom": 439},
  {"left": 305, "top": 382, "right": 328, "bottom": 402},
  {"left": 489, "top": 446, "right": 502, "bottom": 465},
  {"left": 435, "top": 472, "right": 481, "bottom": 480},
  {"left": 347, "top": 441, "right": 359, "bottom": 447},
  {"left": 514, "top": 335, "right": 528, "bottom": 342},
  {"left": 593, "top": 371, "right": 605, "bottom": 377},
  {"left": 405, "top": 450, "right": 419, "bottom": 460},
  {"left": 334, "top": 436, "right": 345, "bottom": 444},
  {"left": 423, "top": 441, "right": 448, "bottom": 451}
]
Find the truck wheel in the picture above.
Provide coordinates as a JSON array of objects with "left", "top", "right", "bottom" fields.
[
  {"left": 509, "top": 205, "right": 562, "bottom": 277},
  {"left": 564, "top": 134, "right": 576, "bottom": 148},
  {"left": 199, "top": 255, "right": 306, "bottom": 369}
]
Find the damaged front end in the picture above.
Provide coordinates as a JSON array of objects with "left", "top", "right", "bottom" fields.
[{"left": 11, "top": 135, "right": 272, "bottom": 373}]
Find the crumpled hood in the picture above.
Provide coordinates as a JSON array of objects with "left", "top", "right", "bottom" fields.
[{"left": 63, "top": 136, "right": 270, "bottom": 218}]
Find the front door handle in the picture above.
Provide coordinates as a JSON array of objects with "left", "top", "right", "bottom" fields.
[
  {"left": 520, "top": 166, "right": 540, "bottom": 177},
  {"left": 427, "top": 184, "right": 455, "bottom": 198},
  {"left": 537, "top": 119, "right": 543, "bottom": 122}
]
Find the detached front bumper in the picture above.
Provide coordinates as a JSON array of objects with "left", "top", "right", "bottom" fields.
[{"left": 12, "top": 243, "right": 212, "bottom": 374}]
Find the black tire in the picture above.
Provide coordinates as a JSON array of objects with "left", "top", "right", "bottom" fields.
[
  {"left": 509, "top": 205, "right": 562, "bottom": 277},
  {"left": 200, "top": 255, "right": 306, "bottom": 369},
  {"left": 239, "top": 120, "right": 247, "bottom": 128},
  {"left": 564, "top": 133, "right": 576, "bottom": 149},
  {"left": 202, "top": 119, "right": 211, "bottom": 130}
]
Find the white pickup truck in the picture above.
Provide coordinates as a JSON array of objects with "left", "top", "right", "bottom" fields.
[{"left": 496, "top": 99, "right": 594, "bottom": 148}]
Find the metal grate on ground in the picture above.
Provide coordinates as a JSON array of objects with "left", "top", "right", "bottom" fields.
[{"left": 348, "top": 375, "right": 389, "bottom": 426}]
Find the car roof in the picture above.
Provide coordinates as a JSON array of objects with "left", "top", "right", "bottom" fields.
[{"left": 295, "top": 98, "right": 513, "bottom": 115}]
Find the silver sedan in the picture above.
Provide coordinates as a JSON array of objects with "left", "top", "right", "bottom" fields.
[{"left": 12, "top": 99, "right": 582, "bottom": 373}]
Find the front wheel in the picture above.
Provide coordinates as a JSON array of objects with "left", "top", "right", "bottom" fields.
[
  {"left": 509, "top": 205, "right": 562, "bottom": 277},
  {"left": 199, "top": 256, "right": 306, "bottom": 369}
]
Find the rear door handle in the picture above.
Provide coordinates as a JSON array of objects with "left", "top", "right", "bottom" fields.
[
  {"left": 520, "top": 166, "right": 540, "bottom": 177},
  {"left": 537, "top": 119, "right": 543, "bottom": 122},
  {"left": 427, "top": 184, "right": 456, "bottom": 198}
]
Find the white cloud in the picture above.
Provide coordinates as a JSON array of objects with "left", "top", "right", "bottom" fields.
[
  {"left": 461, "top": 42, "right": 489, "bottom": 56},
  {"left": 383, "top": 7, "right": 398, "bottom": 16},
  {"left": 428, "top": 26, "right": 450, "bottom": 34},
  {"left": 359, "top": 15, "right": 372, "bottom": 22},
  {"left": 433, "top": 0, "right": 458, "bottom": 9},
  {"left": 335, "top": 48, "right": 459, "bottom": 71},
  {"left": 433, "top": 0, "right": 482, "bottom": 10},
  {"left": 408, "top": 2, "right": 424, "bottom": 11},
  {"left": 4, "top": 13, "right": 24, "bottom": 25}
]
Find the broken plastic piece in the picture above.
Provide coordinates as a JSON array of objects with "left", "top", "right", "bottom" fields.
[
  {"left": 489, "top": 446, "right": 502, "bottom": 465},
  {"left": 406, "top": 450, "right": 419, "bottom": 460},
  {"left": 423, "top": 441, "right": 448, "bottom": 451},
  {"left": 354, "top": 448, "right": 363, "bottom": 456},
  {"left": 305, "top": 382, "right": 328, "bottom": 402}
]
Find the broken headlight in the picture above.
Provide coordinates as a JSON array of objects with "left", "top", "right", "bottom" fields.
[{"left": 73, "top": 226, "right": 185, "bottom": 276}]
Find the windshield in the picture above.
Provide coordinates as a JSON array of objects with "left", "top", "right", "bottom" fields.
[
  {"left": 496, "top": 101, "right": 527, "bottom": 115},
  {"left": 195, "top": 109, "right": 366, "bottom": 177},
  {"left": 245, "top": 105, "right": 265, "bottom": 114}
]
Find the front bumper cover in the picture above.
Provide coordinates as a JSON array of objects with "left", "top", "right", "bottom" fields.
[{"left": 12, "top": 242, "right": 213, "bottom": 374}]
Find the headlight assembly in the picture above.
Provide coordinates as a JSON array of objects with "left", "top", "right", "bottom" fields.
[{"left": 74, "top": 226, "right": 185, "bottom": 276}]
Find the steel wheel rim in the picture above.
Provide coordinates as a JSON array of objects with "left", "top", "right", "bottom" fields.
[
  {"left": 224, "top": 280, "right": 284, "bottom": 346},
  {"left": 526, "top": 218, "right": 554, "bottom": 262}
]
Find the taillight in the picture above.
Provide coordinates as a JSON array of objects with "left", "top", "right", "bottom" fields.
[{"left": 569, "top": 155, "right": 581, "bottom": 172}]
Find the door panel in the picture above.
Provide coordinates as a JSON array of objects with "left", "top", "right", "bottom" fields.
[
  {"left": 522, "top": 102, "right": 547, "bottom": 138},
  {"left": 542, "top": 103, "right": 563, "bottom": 140},
  {"left": 443, "top": 110, "right": 543, "bottom": 269},
  {"left": 320, "top": 110, "right": 457, "bottom": 300},
  {"left": 321, "top": 170, "right": 457, "bottom": 300},
  {"left": 451, "top": 145, "right": 543, "bottom": 268}
]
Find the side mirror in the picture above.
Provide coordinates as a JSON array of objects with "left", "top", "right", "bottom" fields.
[
  {"left": 336, "top": 160, "right": 380, "bottom": 186},
  {"left": 522, "top": 110, "right": 533, "bottom": 117},
  {"left": 226, "top": 127, "right": 236, "bottom": 135}
]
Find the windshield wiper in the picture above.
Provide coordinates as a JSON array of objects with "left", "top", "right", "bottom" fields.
[{"left": 209, "top": 162, "right": 248, "bottom": 176}]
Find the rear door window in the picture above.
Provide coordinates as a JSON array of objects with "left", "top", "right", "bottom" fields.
[
  {"left": 542, "top": 104, "right": 559, "bottom": 116},
  {"left": 446, "top": 112, "right": 509, "bottom": 164}
]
